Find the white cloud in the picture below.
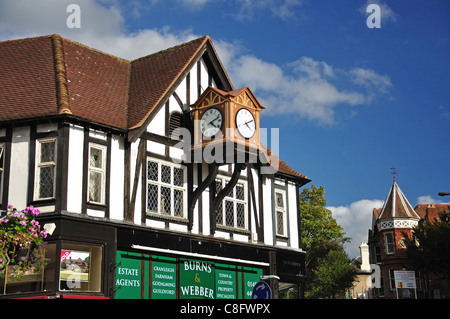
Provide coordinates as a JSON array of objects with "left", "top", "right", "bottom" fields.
[
  {"left": 439, "top": 106, "right": 450, "bottom": 120},
  {"left": 417, "top": 195, "right": 450, "bottom": 205},
  {"left": 0, "top": 0, "right": 392, "bottom": 125},
  {"left": 180, "top": 0, "right": 210, "bottom": 7},
  {"left": 225, "top": 53, "right": 391, "bottom": 125},
  {"left": 350, "top": 68, "right": 392, "bottom": 95},
  {"left": 233, "top": 0, "right": 303, "bottom": 21},
  {"left": 328, "top": 199, "right": 384, "bottom": 258},
  {"left": 0, "top": 0, "right": 199, "bottom": 60},
  {"left": 0, "top": 0, "right": 124, "bottom": 39}
]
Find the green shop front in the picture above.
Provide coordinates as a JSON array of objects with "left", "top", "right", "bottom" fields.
[
  {"left": 0, "top": 215, "right": 305, "bottom": 299},
  {"left": 114, "top": 226, "right": 272, "bottom": 300},
  {"left": 115, "top": 251, "right": 264, "bottom": 299}
]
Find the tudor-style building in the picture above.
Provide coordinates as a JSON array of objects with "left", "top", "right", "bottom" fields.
[{"left": 0, "top": 34, "right": 310, "bottom": 299}]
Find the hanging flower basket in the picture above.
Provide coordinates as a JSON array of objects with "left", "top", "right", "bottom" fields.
[
  {"left": 0, "top": 205, "right": 48, "bottom": 279},
  {"left": 8, "top": 242, "right": 36, "bottom": 264}
]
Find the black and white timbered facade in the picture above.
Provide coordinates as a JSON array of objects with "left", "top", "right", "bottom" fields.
[{"left": 0, "top": 34, "right": 310, "bottom": 299}]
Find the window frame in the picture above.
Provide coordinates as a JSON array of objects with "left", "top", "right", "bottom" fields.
[
  {"left": 59, "top": 243, "right": 103, "bottom": 293},
  {"left": 385, "top": 232, "right": 395, "bottom": 255},
  {"left": 87, "top": 143, "right": 107, "bottom": 205},
  {"left": 215, "top": 176, "right": 248, "bottom": 231},
  {"left": 146, "top": 158, "right": 187, "bottom": 219},
  {"left": 34, "top": 138, "right": 57, "bottom": 201},
  {"left": 274, "top": 189, "right": 287, "bottom": 237}
]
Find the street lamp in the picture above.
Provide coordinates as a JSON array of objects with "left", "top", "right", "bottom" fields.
[{"left": 438, "top": 192, "right": 449, "bottom": 196}]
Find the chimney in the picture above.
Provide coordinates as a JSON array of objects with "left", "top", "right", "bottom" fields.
[{"left": 359, "top": 242, "right": 370, "bottom": 272}]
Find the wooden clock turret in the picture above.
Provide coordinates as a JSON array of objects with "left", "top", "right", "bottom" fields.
[{"left": 191, "top": 86, "right": 264, "bottom": 160}]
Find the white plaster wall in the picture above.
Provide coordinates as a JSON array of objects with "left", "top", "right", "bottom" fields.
[
  {"left": 147, "top": 140, "right": 165, "bottom": 155},
  {"left": 262, "top": 178, "right": 273, "bottom": 245},
  {"left": 249, "top": 168, "right": 260, "bottom": 243},
  {"left": 189, "top": 62, "right": 198, "bottom": 101},
  {"left": 130, "top": 139, "right": 142, "bottom": 225},
  {"left": 67, "top": 125, "right": 84, "bottom": 214},
  {"left": 109, "top": 134, "right": 125, "bottom": 221},
  {"left": 8, "top": 126, "right": 30, "bottom": 209},
  {"left": 287, "top": 182, "right": 299, "bottom": 249},
  {"left": 146, "top": 105, "right": 165, "bottom": 135},
  {"left": 200, "top": 164, "right": 209, "bottom": 236},
  {"left": 199, "top": 59, "right": 211, "bottom": 91}
]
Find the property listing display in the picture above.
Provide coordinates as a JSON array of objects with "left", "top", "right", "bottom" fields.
[{"left": 115, "top": 250, "right": 263, "bottom": 299}]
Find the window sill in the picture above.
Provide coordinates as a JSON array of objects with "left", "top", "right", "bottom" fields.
[
  {"left": 216, "top": 225, "right": 250, "bottom": 236},
  {"left": 29, "top": 198, "right": 56, "bottom": 206},
  {"left": 275, "top": 234, "right": 289, "bottom": 241},
  {"left": 146, "top": 212, "right": 188, "bottom": 224}
]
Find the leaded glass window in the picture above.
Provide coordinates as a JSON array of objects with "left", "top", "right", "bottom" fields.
[
  {"left": 146, "top": 159, "right": 186, "bottom": 218},
  {"left": 35, "top": 139, "right": 56, "bottom": 200},
  {"left": 215, "top": 177, "right": 247, "bottom": 230},
  {"left": 88, "top": 144, "right": 106, "bottom": 204},
  {"left": 275, "top": 190, "right": 287, "bottom": 236}
]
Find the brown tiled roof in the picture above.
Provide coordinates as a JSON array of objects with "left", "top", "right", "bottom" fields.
[
  {"left": 0, "top": 34, "right": 308, "bottom": 181},
  {"left": 378, "top": 181, "right": 420, "bottom": 220},
  {"left": 261, "top": 145, "right": 309, "bottom": 182},
  {"left": 61, "top": 36, "right": 130, "bottom": 129},
  {"left": 0, "top": 36, "right": 58, "bottom": 122},
  {"left": 414, "top": 204, "right": 450, "bottom": 221},
  {"left": 0, "top": 34, "right": 212, "bottom": 130},
  {"left": 128, "top": 36, "right": 210, "bottom": 129}
]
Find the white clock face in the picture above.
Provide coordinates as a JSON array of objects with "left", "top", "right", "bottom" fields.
[
  {"left": 200, "top": 108, "right": 223, "bottom": 137},
  {"left": 235, "top": 108, "right": 256, "bottom": 139}
]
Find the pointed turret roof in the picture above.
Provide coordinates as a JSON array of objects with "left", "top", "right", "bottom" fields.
[{"left": 378, "top": 180, "right": 420, "bottom": 220}]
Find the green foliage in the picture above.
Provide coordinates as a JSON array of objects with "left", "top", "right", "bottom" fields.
[
  {"left": 308, "top": 250, "right": 358, "bottom": 299},
  {"left": 403, "top": 208, "right": 450, "bottom": 280},
  {"left": 299, "top": 185, "right": 356, "bottom": 298}
]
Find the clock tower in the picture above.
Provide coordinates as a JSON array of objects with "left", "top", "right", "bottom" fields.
[{"left": 192, "top": 86, "right": 264, "bottom": 161}]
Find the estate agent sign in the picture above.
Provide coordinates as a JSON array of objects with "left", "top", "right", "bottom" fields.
[{"left": 115, "top": 251, "right": 263, "bottom": 299}]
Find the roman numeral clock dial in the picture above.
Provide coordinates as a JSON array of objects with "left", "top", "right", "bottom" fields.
[
  {"left": 235, "top": 108, "right": 255, "bottom": 139},
  {"left": 200, "top": 107, "right": 223, "bottom": 137}
]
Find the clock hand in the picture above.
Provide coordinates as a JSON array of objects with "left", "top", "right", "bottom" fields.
[{"left": 207, "top": 116, "right": 220, "bottom": 126}]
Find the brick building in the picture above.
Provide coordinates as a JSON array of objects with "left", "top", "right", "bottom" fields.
[{"left": 368, "top": 179, "right": 450, "bottom": 298}]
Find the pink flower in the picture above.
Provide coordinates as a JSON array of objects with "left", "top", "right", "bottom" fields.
[{"left": 19, "top": 220, "right": 26, "bottom": 226}]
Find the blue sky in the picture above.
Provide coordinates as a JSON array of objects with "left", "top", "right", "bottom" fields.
[{"left": 0, "top": 0, "right": 449, "bottom": 257}]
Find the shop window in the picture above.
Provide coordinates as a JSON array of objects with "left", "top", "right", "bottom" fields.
[
  {"left": 215, "top": 177, "right": 247, "bottom": 230},
  {"left": 88, "top": 143, "right": 107, "bottom": 205},
  {"left": 0, "top": 243, "right": 56, "bottom": 296},
  {"left": 279, "top": 282, "right": 299, "bottom": 299},
  {"left": 35, "top": 138, "right": 57, "bottom": 200},
  {"left": 146, "top": 159, "right": 187, "bottom": 218},
  {"left": 59, "top": 244, "right": 102, "bottom": 292}
]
